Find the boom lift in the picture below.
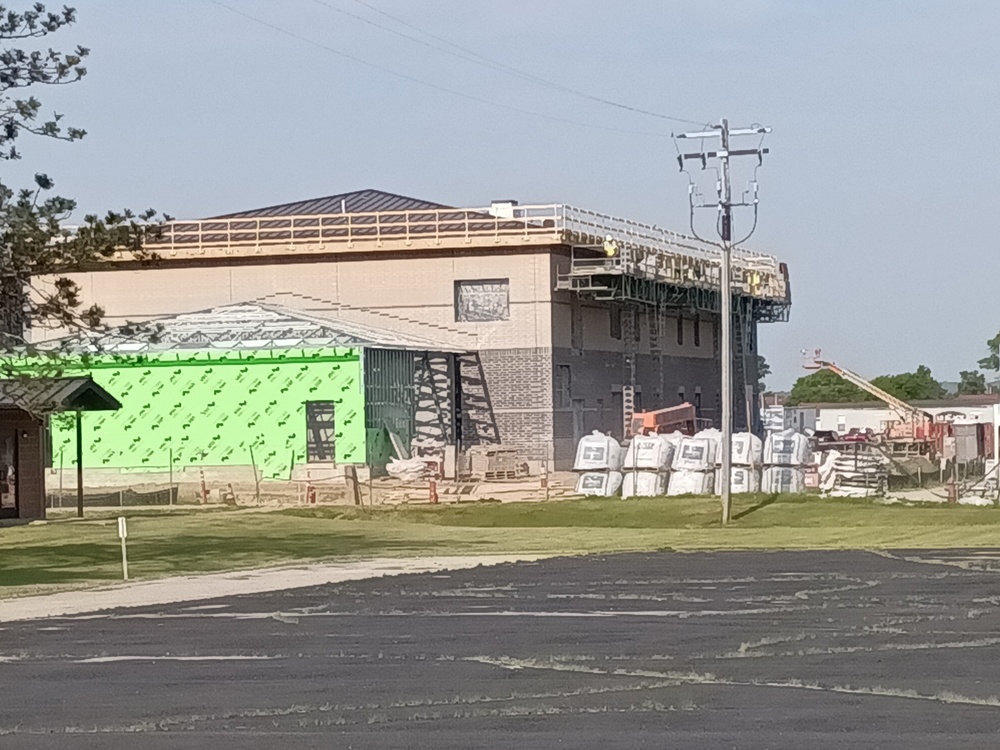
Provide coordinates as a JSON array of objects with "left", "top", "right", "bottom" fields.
[{"left": 803, "top": 350, "right": 949, "bottom": 457}]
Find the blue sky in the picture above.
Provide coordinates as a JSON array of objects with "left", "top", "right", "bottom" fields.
[{"left": 7, "top": 1, "right": 999, "bottom": 387}]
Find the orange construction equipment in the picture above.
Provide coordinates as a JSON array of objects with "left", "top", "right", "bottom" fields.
[
  {"left": 803, "top": 350, "right": 950, "bottom": 457},
  {"left": 629, "top": 402, "right": 711, "bottom": 437}
]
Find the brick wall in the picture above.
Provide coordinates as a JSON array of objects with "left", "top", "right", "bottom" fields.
[
  {"left": 550, "top": 346, "right": 721, "bottom": 468},
  {"left": 475, "top": 347, "right": 553, "bottom": 461}
]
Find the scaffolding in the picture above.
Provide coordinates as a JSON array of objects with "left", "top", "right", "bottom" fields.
[
  {"left": 554, "top": 234, "right": 790, "bottom": 437},
  {"left": 554, "top": 245, "right": 790, "bottom": 323}
]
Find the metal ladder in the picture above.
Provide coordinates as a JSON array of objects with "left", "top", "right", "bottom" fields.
[{"left": 622, "top": 306, "right": 637, "bottom": 438}]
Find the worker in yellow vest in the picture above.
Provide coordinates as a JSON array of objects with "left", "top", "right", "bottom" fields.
[{"left": 603, "top": 234, "right": 619, "bottom": 258}]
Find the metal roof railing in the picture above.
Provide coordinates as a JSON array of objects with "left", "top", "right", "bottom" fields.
[{"left": 130, "top": 203, "right": 788, "bottom": 302}]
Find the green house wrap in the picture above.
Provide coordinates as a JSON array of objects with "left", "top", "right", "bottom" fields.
[{"left": 37, "top": 348, "right": 366, "bottom": 479}]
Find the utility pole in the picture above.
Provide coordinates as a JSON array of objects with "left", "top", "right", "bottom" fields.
[
  {"left": 675, "top": 119, "right": 770, "bottom": 525},
  {"left": 718, "top": 119, "right": 734, "bottom": 526}
]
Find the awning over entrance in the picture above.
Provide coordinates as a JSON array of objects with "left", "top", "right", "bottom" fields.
[
  {"left": 0, "top": 377, "right": 121, "bottom": 416},
  {"left": 0, "top": 377, "right": 122, "bottom": 521}
]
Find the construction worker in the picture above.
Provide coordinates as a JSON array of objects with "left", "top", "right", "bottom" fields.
[{"left": 602, "top": 234, "right": 619, "bottom": 258}]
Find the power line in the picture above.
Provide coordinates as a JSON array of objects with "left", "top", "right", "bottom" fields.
[
  {"left": 207, "top": 0, "right": 677, "bottom": 138},
  {"left": 328, "top": 0, "right": 707, "bottom": 127}
]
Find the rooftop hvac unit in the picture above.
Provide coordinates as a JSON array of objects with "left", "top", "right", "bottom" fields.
[{"left": 488, "top": 200, "right": 518, "bottom": 219}]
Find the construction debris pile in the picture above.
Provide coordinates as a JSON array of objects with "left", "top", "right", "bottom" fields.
[
  {"left": 962, "top": 459, "right": 1000, "bottom": 503},
  {"left": 818, "top": 449, "right": 889, "bottom": 498}
]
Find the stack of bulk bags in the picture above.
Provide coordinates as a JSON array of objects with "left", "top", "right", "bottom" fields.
[
  {"left": 621, "top": 434, "right": 675, "bottom": 499},
  {"left": 716, "top": 432, "right": 763, "bottom": 495},
  {"left": 668, "top": 430, "right": 718, "bottom": 496},
  {"left": 817, "top": 450, "right": 842, "bottom": 491},
  {"left": 574, "top": 431, "right": 624, "bottom": 497},
  {"left": 762, "top": 429, "right": 811, "bottom": 493}
]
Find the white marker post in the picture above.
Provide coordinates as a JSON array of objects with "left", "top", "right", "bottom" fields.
[{"left": 117, "top": 516, "right": 129, "bottom": 581}]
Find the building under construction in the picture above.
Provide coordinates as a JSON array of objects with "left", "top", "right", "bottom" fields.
[{"left": 31, "top": 189, "right": 791, "bottom": 474}]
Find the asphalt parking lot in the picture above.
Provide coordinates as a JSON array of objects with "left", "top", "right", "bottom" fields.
[{"left": 5, "top": 549, "right": 1000, "bottom": 748}]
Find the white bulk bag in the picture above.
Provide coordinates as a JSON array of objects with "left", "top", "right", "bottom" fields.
[
  {"left": 715, "top": 466, "right": 761, "bottom": 495},
  {"left": 763, "top": 429, "right": 811, "bottom": 466},
  {"left": 729, "top": 432, "right": 763, "bottom": 467},
  {"left": 622, "top": 471, "right": 669, "bottom": 499},
  {"left": 761, "top": 466, "right": 806, "bottom": 494},
  {"left": 573, "top": 431, "right": 624, "bottom": 472},
  {"left": 575, "top": 471, "right": 624, "bottom": 497},
  {"left": 667, "top": 470, "right": 715, "bottom": 496},
  {"left": 623, "top": 435, "right": 675, "bottom": 471},
  {"left": 695, "top": 428, "right": 723, "bottom": 452},
  {"left": 662, "top": 431, "right": 685, "bottom": 447},
  {"left": 672, "top": 436, "right": 717, "bottom": 472}
]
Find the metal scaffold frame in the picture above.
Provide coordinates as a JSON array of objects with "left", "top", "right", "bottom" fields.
[{"left": 556, "top": 245, "right": 790, "bottom": 323}]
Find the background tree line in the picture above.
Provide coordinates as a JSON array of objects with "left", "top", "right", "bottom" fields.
[{"left": 779, "top": 334, "right": 1000, "bottom": 405}]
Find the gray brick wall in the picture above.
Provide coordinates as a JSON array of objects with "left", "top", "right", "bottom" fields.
[
  {"left": 551, "top": 346, "right": 721, "bottom": 469},
  {"left": 493, "top": 411, "right": 553, "bottom": 462},
  {"left": 477, "top": 348, "right": 553, "bottom": 411},
  {"left": 473, "top": 347, "right": 553, "bottom": 461},
  {"left": 464, "top": 312, "right": 760, "bottom": 469}
]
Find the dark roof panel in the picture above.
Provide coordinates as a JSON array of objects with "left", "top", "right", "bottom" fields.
[
  {"left": 209, "top": 189, "right": 450, "bottom": 219},
  {"left": 0, "top": 377, "right": 121, "bottom": 416}
]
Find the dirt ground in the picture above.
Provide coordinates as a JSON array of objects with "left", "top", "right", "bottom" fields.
[{"left": 46, "top": 472, "right": 581, "bottom": 511}]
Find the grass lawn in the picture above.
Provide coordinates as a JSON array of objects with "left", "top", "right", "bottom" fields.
[{"left": 3, "top": 494, "right": 1000, "bottom": 594}]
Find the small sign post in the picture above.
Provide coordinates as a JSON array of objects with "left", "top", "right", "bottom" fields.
[{"left": 117, "top": 516, "right": 129, "bottom": 581}]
